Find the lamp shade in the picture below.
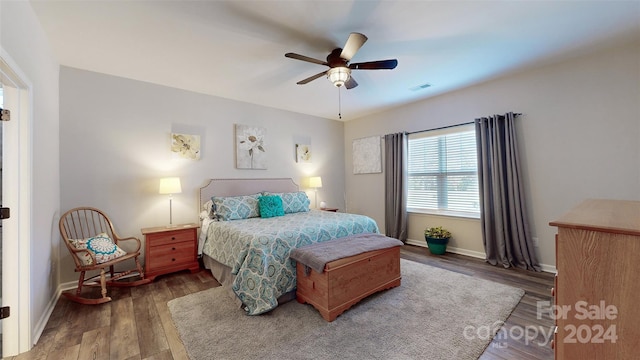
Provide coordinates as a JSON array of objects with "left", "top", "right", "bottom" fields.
[
  {"left": 308, "top": 176, "right": 323, "bottom": 189},
  {"left": 159, "top": 177, "right": 182, "bottom": 194}
]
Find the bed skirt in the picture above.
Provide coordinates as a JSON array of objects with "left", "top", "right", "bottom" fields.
[{"left": 202, "top": 255, "right": 296, "bottom": 311}]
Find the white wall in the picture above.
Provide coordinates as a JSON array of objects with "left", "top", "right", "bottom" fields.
[
  {"left": 0, "top": 0, "right": 60, "bottom": 353},
  {"left": 345, "top": 40, "right": 640, "bottom": 269},
  {"left": 59, "top": 67, "right": 346, "bottom": 283}
]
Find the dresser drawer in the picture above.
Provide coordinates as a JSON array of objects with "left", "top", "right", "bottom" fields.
[{"left": 147, "top": 241, "right": 196, "bottom": 269}]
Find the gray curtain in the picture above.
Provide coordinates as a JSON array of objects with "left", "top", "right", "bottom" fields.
[
  {"left": 384, "top": 132, "right": 408, "bottom": 242},
  {"left": 475, "top": 113, "right": 540, "bottom": 271}
]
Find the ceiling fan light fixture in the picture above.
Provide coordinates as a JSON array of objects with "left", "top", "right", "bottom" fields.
[{"left": 327, "top": 67, "right": 351, "bottom": 87}]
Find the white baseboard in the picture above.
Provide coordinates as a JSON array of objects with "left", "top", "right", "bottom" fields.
[
  {"left": 31, "top": 281, "right": 74, "bottom": 347},
  {"left": 58, "top": 280, "right": 80, "bottom": 292},
  {"left": 537, "top": 263, "right": 557, "bottom": 273},
  {"left": 405, "top": 238, "right": 556, "bottom": 273},
  {"left": 405, "top": 238, "right": 487, "bottom": 259}
]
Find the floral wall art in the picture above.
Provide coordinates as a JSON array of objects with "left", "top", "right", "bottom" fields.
[
  {"left": 236, "top": 124, "right": 267, "bottom": 169},
  {"left": 171, "top": 133, "right": 201, "bottom": 160},
  {"left": 296, "top": 144, "right": 312, "bottom": 163}
]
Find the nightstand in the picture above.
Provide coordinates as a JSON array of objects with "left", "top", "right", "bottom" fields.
[
  {"left": 141, "top": 223, "right": 200, "bottom": 281},
  {"left": 320, "top": 208, "right": 339, "bottom": 212}
]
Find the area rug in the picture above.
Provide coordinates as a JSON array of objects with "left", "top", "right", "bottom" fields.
[{"left": 168, "top": 259, "right": 524, "bottom": 360}]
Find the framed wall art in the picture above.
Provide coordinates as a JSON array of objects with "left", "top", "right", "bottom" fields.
[
  {"left": 171, "top": 133, "right": 201, "bottom": 160},
  {"left": 296, "top": 144, "right": 312, "bottom": 163},
  {"left": 236, "top": 124, "right": 267, "bottom": 169},
  {"left": 352, "top": 136, "right": 382, "bottom": 174}
]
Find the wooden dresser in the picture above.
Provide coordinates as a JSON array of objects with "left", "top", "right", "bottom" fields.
[
  {"left": 142, "top": 223, "right": 200, "bottom": 281},
  {"left": 549, "top": 199, "right": 640, "bottom": 359}
]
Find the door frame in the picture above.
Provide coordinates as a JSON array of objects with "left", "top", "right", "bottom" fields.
[{"left": 1, "top": 48, "right": 33, "bottom": 356}]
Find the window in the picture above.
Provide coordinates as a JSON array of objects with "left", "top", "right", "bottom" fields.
[{"left": 407, "top": 124, "right": 480, "bottom": 217}]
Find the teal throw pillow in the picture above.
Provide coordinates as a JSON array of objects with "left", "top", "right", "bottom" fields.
[{"left": 259, "top": 195, "right": 285, "bottom": 218}]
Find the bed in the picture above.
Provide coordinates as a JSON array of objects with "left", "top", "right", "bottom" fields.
[{"left": 198, "top": 178, "right": 380, "bottom": 315}]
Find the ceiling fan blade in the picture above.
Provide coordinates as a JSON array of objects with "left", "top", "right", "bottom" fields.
[
  {"left": 349, "top": 59, "right": 398, "bottom": 70},
  {"left": 297, "top": 71, "right": 327, "bottom": 85},
  {"left": 285, "top": 53, "right": 328, "bottom": 66},
  {"left": 345, "top": 76, "right": 358, "bottom": 89},
  {"left": 340, "top": 32, "right": 368, "bottom": 61}
]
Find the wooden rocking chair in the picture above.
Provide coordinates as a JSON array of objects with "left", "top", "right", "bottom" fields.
[{"left": 59, "top": 207, "right": 151, "bottom": 304}]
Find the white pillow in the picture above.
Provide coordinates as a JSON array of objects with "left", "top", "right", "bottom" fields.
[{"left": 202, "top": 199, "right": 215, "bottom": 219}]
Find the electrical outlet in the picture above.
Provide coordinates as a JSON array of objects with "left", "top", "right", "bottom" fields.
[{"left": 532, "top": 237, "right": 539, "bottom": 247}]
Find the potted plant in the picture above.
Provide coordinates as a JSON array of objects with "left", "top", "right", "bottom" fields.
[{"left": 424, "top": 226, "right": 451, "bottom": 255}]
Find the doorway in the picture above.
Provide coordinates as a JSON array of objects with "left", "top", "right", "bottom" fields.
[
  {"left": 0, "top": 82, "right": 3, "bottom": 356},
  {"left": 1, "top": 52, "right": 32, "bottom": 357}
]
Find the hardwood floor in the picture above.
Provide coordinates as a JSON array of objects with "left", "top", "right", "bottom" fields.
[{"left": 4, "top": 245, "right": 555, "bottom": 360}]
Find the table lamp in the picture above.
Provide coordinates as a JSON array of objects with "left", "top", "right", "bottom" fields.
[
  {"left": 308, "top": 176, "right": 322, "bottom": 209},
  {"left": 159, "top": 177, "right": 182, "bottom": 227}
]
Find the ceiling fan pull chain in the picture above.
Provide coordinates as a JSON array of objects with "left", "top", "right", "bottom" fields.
[{"left": 338, "top": 86, "right": 342, "bottom": 120}]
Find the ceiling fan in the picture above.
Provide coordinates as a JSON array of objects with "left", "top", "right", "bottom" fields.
[{"left": 285, "top": 32, "right": 398, "bottom": 89}]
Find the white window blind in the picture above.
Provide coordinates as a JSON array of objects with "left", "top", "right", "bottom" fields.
[{"left": 407, "top": 124, "right": 480, "bottom": 217}]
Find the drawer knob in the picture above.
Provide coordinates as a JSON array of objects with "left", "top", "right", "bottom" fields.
[
  {"left": 171, "top": 237, "right": 176, "bottom": 240},
  {"left": 172, "top": 247, "right": 176, "bottom": 251},
  {"left": 172, "top": 258, "right": 176, "bottom": 262}
]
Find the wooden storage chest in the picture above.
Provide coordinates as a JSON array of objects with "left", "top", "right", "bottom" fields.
[{"left": 296, "top": 246, "right": 401, "bottom": 322}]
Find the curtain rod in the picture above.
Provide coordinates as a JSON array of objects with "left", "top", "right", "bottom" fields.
[{"left": 406, "top": 112, "right": 522, "bottom": 135}]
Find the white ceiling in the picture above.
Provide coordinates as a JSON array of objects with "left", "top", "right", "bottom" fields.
[{"left": 30, "top": 0, "right": 640, "bottom": 121}]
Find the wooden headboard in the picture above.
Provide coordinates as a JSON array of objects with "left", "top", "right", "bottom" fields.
[{"left": 199, "top": 178, "right": 300, "bottom": 208}]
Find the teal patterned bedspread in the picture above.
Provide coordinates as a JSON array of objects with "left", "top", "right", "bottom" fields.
[{"left": 201, "top": 210, "right": 379, "bottom": 315}]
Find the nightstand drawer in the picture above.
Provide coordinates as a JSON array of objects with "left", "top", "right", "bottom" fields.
[
  {"left": 146, "top": 229, "right": 195, "bottom": 247},
  {"left": 147, "top": 242, "right": 196, "bottom": 269}
]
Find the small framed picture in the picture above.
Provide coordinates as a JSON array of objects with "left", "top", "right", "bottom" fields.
[
  {"left": 296, "top": 144, "right": 312, "bottom": 163},
  {"left": 171, "top": 133, "right": 201, "bottom": 160}
]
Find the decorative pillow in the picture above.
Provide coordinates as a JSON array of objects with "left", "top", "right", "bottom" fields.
[
  {"left": 212, "top": 194, "right": 261, "bottom": 221},
  {"left": 68, "top": 232, "right": 127, "bottom": 266},
  {"left": 200, "top": 200, "right": 216, "bottom": 220},
  {"left": 263, "top": 191, "right": 310, "bottom": 214},
  {"left": 258, "top": 195, "right": 285, "bottom": 218}
]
